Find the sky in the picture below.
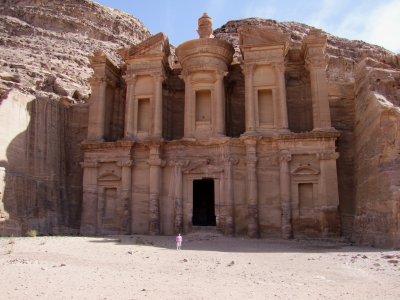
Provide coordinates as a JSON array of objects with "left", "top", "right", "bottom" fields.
[{"left": 96, "top": 0, "right": 400, "bottom": 53}]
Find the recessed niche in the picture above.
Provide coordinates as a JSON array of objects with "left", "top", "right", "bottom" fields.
[
  {"left": 137, "top": 98, "right": 150, "bottom": 132},
  {"left": 258, "top": 89, "right": 273, "bottom": 125},
  {"left": 299, "top": 183, "right": 313, "bottom": 216},
  {"left": 195, "top": 90, "right": 211, "bottom": 123}
]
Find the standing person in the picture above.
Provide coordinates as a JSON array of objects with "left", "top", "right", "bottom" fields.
[{"left": 176, "top": 233, "right": 182, "bottom": 250}]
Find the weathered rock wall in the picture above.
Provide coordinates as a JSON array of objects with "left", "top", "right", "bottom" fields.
[
  {"left": 352, "top": 59, "right": 400, "bottom": 247},
  {"left": 0, "top": 0, "right": 150, "bottom": 234}
]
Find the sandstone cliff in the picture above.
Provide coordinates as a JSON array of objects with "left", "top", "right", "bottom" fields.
[{"left": 0, "top": 0, "right": 150, "bottom": 235}]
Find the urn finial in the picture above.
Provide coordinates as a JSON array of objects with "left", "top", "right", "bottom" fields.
[{"left": 197, "top": 13, "right": 214, "bottom": 38}]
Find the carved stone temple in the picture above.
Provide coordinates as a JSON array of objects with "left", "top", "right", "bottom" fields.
[{"left": 81, "top": 13, "right": 340, "bottom": 238}]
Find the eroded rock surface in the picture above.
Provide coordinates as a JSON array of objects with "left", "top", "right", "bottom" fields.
[{"left": 0, "top": 0, "right": 150, "bottom": 235}]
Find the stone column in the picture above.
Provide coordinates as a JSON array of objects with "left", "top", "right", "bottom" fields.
[
  {"left": 223, "top": 155, "right": 237, "bottom": 236},
  {"left": 182, "top": 73, "right": 193, "bottom": 139},
  {"left": 87, "top": 78, "right": 107, "bottom": 141},
  {"left": 80, "top": 161, "right": 99, "bottom": 235},
  {"left": 279, "top": 150, "right": 292, "bottom": 239},
  {"left": 117, "top": 159, "right": 133, "bottom": 233},
  {"left": 153, "top": 73, "right": 164, "bottom": 139},
  {"left": 214, "top": 71, "right": 227, "bottom": 136},
  {"left": 123, "top": 74, "right": 136, "bottom": 139},
  {"left": 317, "top": 151, "right": 340, "bottom": 236},
  {"left": 274, "top": 62, "right": 289, "bottom": 130},
  {"left": 174, "top": 162, "right": 184, "bottom": 233},
  {"left": 148, "top": 144, "right": 165, "bottom": 235},
  {"left": 245, "top": 139, "right": 259, "bottom": 237},
  {"left": 242, "top": 64, "right": 256, "bottom": 133}
]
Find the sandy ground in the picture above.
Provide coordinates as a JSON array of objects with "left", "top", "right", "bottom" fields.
[{"left": 0, "top": 233, "right": 399, "bottom": 300}]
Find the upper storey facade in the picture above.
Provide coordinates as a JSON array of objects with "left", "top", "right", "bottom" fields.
[{"left": 86, "top": 13, "right": 335, "bottom": 143}]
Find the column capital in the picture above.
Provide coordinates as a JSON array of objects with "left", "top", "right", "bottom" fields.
[
  {"left": 117, "top": 160, "right": 134, "bottom": 167},
  {"left": 179, "top": 69, "right": 192, "bottom": 80},
  {"left": 80, "top": 160, "right": 98, "bottom": 168},
  {"left": 89, "top": 76, "right": 107, "bottom": 86},
  {"left": 223, "top": 156, "right": 240, "bottom": 166},
  {"left": 152, "top": 72, "right": 166, "bottom": 83},
  {"left": 241, "top": 63, "right": 254, "bottom": 75},
  {"left": 215, "top": 70, "right": 228, "bottom": 80},
  {"left": 279, "top": 150, "right": 292, "bottom": 163},
  {"left": 168, "top": 160, "right": 190, "bottom": 168},
  {"left": 148, "top": 158, "right": 166, "bottom": 167},
  {"left": 122, "top": 74, "right": 136, "bottom": 84},
  {"left": 272, "top": 61, "right": 285, "bottom": 72},
  {"left": 305, "top": 55, "right": 329, "bottom": 69}
]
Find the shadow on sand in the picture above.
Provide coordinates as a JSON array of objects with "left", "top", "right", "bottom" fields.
[{"left": 87, "top": 234, "right": 391, "bottom": 254}]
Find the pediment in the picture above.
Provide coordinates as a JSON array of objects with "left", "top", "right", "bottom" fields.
[
  {"left": 98, "top": 172, "right": 121, "bottom": 181},
  {"left": 291, "top": 166, "right": 320, "bottom": 175},
  {"left": 118, "top": 32, "right": 170, "bottom": 59},
  {"left": 238, "top": 25, "right": 290, "bottom": 48}
]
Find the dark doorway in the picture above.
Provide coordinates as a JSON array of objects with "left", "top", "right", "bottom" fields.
[{"left": 192, "top": 178, "right": 216, "bottom": 226}]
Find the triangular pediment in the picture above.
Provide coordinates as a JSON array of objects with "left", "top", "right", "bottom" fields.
[
  {"left": 118, "top": 32, "right": 170, "bottom": 59},
  {"left": 98, "top": 172, "right": 121, "bottom": 181},
  {"left": 238, "top": 25, "right": 289, "bottom": 48},
  {"left": 291, "top": 166, "right": 320, "bottom": 176}
]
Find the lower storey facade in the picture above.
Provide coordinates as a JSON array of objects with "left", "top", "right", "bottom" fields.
[{"left": 80, "top": 132, "right": 340, "bottom": 238}]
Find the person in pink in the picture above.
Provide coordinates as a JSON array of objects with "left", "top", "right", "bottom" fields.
[{"left": 176, "top": 233, "right": 182, "bottom": 250}]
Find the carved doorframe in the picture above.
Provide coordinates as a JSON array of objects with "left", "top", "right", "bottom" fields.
[{"left": 182, "top": 164, "right": 224, "bottom": 233}]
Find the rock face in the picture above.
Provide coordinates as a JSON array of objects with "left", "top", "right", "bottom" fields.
[
  {"left": 0, "top": 2, "right": 399, "bottom": 247},
  {"left": 0, "top": 0, "right": 150, "bottom": 235}
]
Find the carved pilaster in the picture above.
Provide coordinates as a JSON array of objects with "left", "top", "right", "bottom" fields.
[
  {"left": 87, "top": 77, "right": 107, "bottom": 141},
  {"left": 181, "top": 73, "right": 193, "bottom": 138},
  {"left": 80, "top": 160, "right": 99, "bottom": 235},
  {"left": 148, "top": 144, "right": 165, "bottom": 235},
  {"left": 316, "top": 150, "right": 340, "bottom": 236},
  {"left": 279, "top": 150, "right": 292, "bottom": 239},
  {"left": 304, "top": 30, "right": 332, "bottom": 131},
  {"left": 241, "top": 64, "right": 256, "bottom": 133},
  {"left": 273, "top": 62, "right": 289, "bottom": 130},
  {"left": 117, "top": 160, "right": 133, "bottom": 233},
  {"left": 244, "top": 139, "right": 259, "bottom": 238},
  {"left": 123, "top": 74, "right": 137, "bottom": 139},
  {"left": 223, "top": 149, "right": 239, "bottom": 236},
  {"left": 172, "top": 160, "right": 189, "bottom": 233},
  {"left": 152, "top": 72, "right": 165, "bottom": 139},
  {"left": 214, "top": 71, "right": 228, "bottom": 137}
]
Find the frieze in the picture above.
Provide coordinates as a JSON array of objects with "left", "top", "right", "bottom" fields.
[
  {"left": 81, "top": 161, "right": 99, "bottom": 168},
  {"left": 317, "top": 152, "right": 340, "bottom": 160}
]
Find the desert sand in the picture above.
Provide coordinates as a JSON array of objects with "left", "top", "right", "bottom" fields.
[{"left": 1, "top": 233, "right": 399, "bottom": 300}]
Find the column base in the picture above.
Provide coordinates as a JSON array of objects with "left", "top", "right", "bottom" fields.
[{"left": 182, "top": 136, "right": 197, "bottom": 142}]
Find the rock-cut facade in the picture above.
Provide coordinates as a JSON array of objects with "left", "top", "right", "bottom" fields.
[{"left": 81, "top": 14, "right": 341, "bottom": 238}]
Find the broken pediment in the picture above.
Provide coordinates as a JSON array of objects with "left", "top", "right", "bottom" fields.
[
  {"left": 238, "top": 25, "right": 290, "bottom": 49},
  {"left": 291, "top": 165, "right": 320, "bottom": 176},
  {"left": 118, "top": 32, "right": 170, "bottom": 59}
]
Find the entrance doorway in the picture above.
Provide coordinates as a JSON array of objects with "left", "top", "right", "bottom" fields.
[{"left": 192, "top": 178, "right": 216, "bottom": 226}]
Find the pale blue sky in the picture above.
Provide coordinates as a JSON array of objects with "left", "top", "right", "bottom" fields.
[{"left": 96, "top": 0, "right": 400, "bottom": 53}]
